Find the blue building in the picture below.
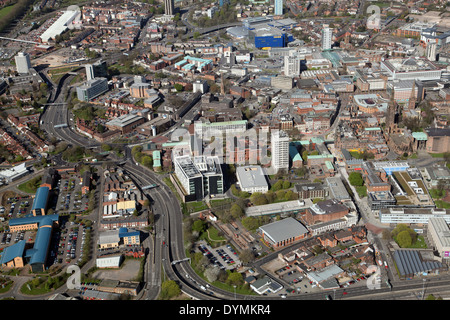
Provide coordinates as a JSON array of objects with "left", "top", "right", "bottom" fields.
[
  {"left": 31, "top": 186, "right": 50, "bottom": 216},
  {"left": 8, "top": 214, "right": 59, "bottom": 272}
]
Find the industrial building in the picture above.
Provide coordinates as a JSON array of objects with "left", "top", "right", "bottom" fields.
[{"left": 40, "top": 9, "right": 81, "bottom": 43}]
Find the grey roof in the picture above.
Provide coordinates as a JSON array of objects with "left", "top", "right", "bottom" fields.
[
  {"left": 259, "top": 217, "right": 308, "bottom": 243},
  {"left": 236, "top": 166, "right": 268, "bottom": 189},
  {"left": 393, "top": 249, "right": 443, "bottom": 276}
]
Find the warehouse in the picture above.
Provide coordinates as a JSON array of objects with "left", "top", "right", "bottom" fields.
[
  {"left": 40, "top": 9, "right": 81, "bottom": 43},
  {"left": 393, "top": 249, "right": 446, "bottom": 279},
  {"left": 258, "top": 217, "right": 308, "bottom": 249},
  {"left": 96, "top": 254, "right": 123, "bottom": 268},
  {"left": 248, "top": 25, "right": 288, "bottom": 49},
  {"left": 105, "top": 114, "right": 146, "bottom": 134}
]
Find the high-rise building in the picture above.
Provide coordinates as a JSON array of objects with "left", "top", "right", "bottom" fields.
[
  {"left": 274, "top": 0, "right": 283, "bottom": 16},
  {"left": 284, "top": 54, "right": 301, "bottom": 77},
  {"left": 85, "top": 60, "right": 107, "bottom": 81},
  {"left": 426, "top": 42, "right": 437, "bottom": 61},
  {"left": 271, "top": 130, "right": 289, "bottom": 172},
  {"left": 321, "top": 24, "right": 332, "bottom": 51},
  {"left": 15, "top": 52, "right": 32, "bottom": 74},
  {"left": 164, "top": 0, "right": 174, "bottom": 16}
]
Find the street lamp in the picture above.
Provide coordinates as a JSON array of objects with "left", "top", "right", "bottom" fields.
[{"left": 233, "top": 285, "right": 236, "bottom": 300}]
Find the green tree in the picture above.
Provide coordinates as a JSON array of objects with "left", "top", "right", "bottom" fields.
[
  {"left": 396, "top": 230, "right": 412, "bottom": 248},
  {"left": 230, "top": 203, "right": 244, "bottom": 219},
  {"left": 192, "top": 220, "right": 207, "bottom": 233},
  {"left": 159, "top": 280, "right": 181, "bottom": 299}
]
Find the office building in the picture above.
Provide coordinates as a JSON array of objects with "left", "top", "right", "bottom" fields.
[
  {"left": 173, "top": 155, "right": 223, "bottom": 201},
  {"left": 274, "top": 0, "right": 283, "bottom": 16},
  {"left": 164, "top": 0, "right": 174, "bottom": 16},
  {"left": 85, "top": 60, "right": 107, "bottom": 81},
  {"left": 76, "top": 77, "right": 109, "bottom": 101},
  {"left": 271, "top": 130, "right": 289, "bottom": 172},
  {"left": 15, "top": 52, "right": 32, "bottom": 74},
  {"left": 321, "top": 24, "right": 332, "bottom": 51},
  {"left": 380, "top": 57, "right": 443, "bottom": 81}
]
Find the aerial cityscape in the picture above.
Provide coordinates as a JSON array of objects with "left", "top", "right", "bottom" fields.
[{"left": 0, "top": 0, "right": 449, "bottom": 304}]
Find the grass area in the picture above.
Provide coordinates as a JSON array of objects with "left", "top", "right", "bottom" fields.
[
  {"left": 429, "top": 153, "right": 445, "bottom": 158},
  {"left": 17, "top": 176, "right": 42, "bottom": 194},
  {"left": 409, "top": 236, "right": 427, "bottom": 249},
  {"left": 355, "top": 186, "right": 367, "bottom": 198},
  {"left": 434, "top": 200, "right": 450, "bottom": 209},
  {"left": 185, "top": 201, "right": 209, "bottom": 213},
  {"left": 0, "top": 4, "right": 15, "bottom": 20}
]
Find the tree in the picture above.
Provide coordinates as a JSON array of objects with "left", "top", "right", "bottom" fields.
[
  {"left": 396, "top": 230, "right": 412, "bottom": 248},
  {"left": 348, "top": 172, "right": 364, "bottom": 186},
  {"left": 174, "top": 83, "right": 184, "bottom": 92},
  {"left": 159, "top": 280, "right": 181, "bottom": 299},
  {"left": 230, "top": 204, "right": 244, "bottom": 219},
  {"left": 192, "top": 220, "right": 207, "bottom": 233},
  {"left": 227, "top": 271, "right": 243, "bottom": 286}
]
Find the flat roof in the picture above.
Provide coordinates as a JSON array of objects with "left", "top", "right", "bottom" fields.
[
  {"left": 246, "top": 199, "right": 311, "bottom": 217},
  {"left": 236, "top": 166, "right": 268, "bottom": 189},
  {"left": 259, "top": 217, "right": 308, "bottom": 243}
]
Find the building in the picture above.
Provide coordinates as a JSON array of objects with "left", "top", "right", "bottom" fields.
[
  {"left": 304, "top": 199, "right": 349, "bottom": 226},
  {"left": 164, "top": 0, "right": 174, "bottom": 16},
  {"left": 274, "top": 0, "right": 283, "bottom": 16},
  {"left": 76, "top": 77, "right": 109, "bottom": 101},
  {"left": 258, "top": 217, "right": 308, "bottom": 249},
  {"left": 250, "top": 276, "right": 283, "bottom": 295},
  {"left": 428, "top": 217, "right": 450, "bottom": 260},
  {"left": 31, "top": 186, "right": 50, "bottom": 216},
  {"left": 39, "top": 9, "right": 81, "bottom": 43},
  {"left": 322, "top": 24, "right": 332, "bottom": 51},
  {"left": 245, "top": 199, "right": 311, "bottom": 217},
  {"left": 379, "top": 207, "right": 450, "bottom": 225},
  {"left": 85, "top": 60, "right": 107, "bottom": 81},
  {"left": 0, "top": 163, "right": 29, "bottom": 182},
  {"left": 98, "top": 228, "right": 140, "bottom": 249},
  {"left": 15, "top": 52, "right": 31, "bottom": 74},
  {"left": 8, "top": 214, "right": 59, "bottom": 272},
  {"left": 284, "top": 54, "right": 301, "bottom": 77},
  {"left": 96, "top": 254, "right": 123, "bottom": 268},
  {"left": 380, "top": 57, "right": 443, "bottom": 81},
  {"left": 81, "top": 171, "right": 91, "bottom": 195},
  {"left": 249, "top": 25, "right": 288, "bottom": 49},
  {"left": 271, "top": 130, "right": 289, "bottom": 173},
  {"left": 173, "top": 155, "right": 224, "bottom": 201},
  {"left": 425, "top": 128, "right": 450, "bottom": 154},
  {"left": 295, "top": 182, "right": 327, "bottom": 200},
  {"left": 236, "top": 165, "right": 269, "bottom": 193},
  {"left": 393, "top": 249, "right": 445, "bottom": 279},
  {"left": 105, "top": 114, "right": 146, "bottom": 134}
]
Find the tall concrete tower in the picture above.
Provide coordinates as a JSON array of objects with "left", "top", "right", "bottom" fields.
[{"left": 426, "top": 42, "right": 437, "bottom": 61}]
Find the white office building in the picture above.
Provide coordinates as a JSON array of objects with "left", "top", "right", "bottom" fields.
[
  {"left": 321, "top": 24, "right": 332, "bottom": 51},
  {"left": 271, "top": 130, "right": 289, "bottom": 172},
  {"left": 15, "top": 52, "right": 31, "bottom": 74}
]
